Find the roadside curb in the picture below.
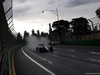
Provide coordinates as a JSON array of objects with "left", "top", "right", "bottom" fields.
[{"left": 8, "top": 44, "right": 26, "bottom": 75}]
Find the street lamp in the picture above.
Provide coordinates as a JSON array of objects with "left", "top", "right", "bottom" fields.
[
  {"left": 42, "top": 8, "right": 59, "bottom": 21},
  {"left": 88, "top": 19, "right": 95, "bottom": 40}
]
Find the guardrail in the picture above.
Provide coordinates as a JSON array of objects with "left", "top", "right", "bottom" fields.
[
  {"left": 0, "top": 1, "right": 25, "bottom": 75},
  {"left": 1, "top": 45, "right": 9, "bottom": 75}
]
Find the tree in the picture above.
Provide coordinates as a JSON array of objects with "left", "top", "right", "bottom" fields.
[
  {"left": 24, "top": 31, "right": 29, "bottom": 39},
  {"left": 70, "top": 17, "right": 91, "bottom": 37},
  {"left": 31, "top": 29, "right": 35, "bottom": 36},
  {"left": 37, "top": 30, "right": 40, "bottom": 36},
  {"left": 52, "top": 20, "right": 69, "bottom": 43},
  {"left": 17, "top": 32, "right": 22, "bottom": 40},
  {"left": 41, "top": 32, "right": 44, "bottom": 36},
  {"left": 95, "top": 7, "right": 100, "bottom": 19}
]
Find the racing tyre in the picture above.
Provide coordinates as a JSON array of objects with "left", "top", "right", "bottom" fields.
[
  {"left": 40, "top": 48, "right": 43, "bottom": 53},
  {"left": 50, "top": 47, "right": 53, "bottom": 52}
]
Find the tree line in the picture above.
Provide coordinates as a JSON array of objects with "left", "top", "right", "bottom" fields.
[
  {"left": 51, "top": 7, "right": 100, "bottom": 43},
  {"left": 16, "top": 29, "right": 48, "bottom": 41}
]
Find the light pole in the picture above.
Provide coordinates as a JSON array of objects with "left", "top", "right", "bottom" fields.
[
  {"left": 88, "top": 19, "right": 95, "bottom": 40},
  {"left": 42, "top": 8, "right": 59, "bottom": 21}
]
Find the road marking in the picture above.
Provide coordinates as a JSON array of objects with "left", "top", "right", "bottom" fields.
[
  {"left": 53, "top": 52, "right": 57, "bottom": 54},
  {"left": 25, "top": 48, "right": 53, "bottom": 65},
  {"left": 53, "top": 48, "right": 57, "bottom": 49},
  {"left": 97, "top": 60, "right": 100, "bottom": 62},
  {"left": 90, "top": 52, "right": 100, "bottom": 55},
  {"left": 70, "top": 50, "right": 76, "bottom": 52},
  {"left": 97, "top": 52, "right": 100, "bottom": 55},
  {"left": 69, "top": 55, "right": 76, "bottom": 57},
  {"left": 90, "top": 59, "right": 100, "bottom": 62},
  {"left": 90, "top": 52, "right": 96, "bottom": 54},
  {"left": 90, "top": 59, "right": 97, "bottom": 61},
  {"left": 22, "top": 48, "right": 55, "bottom": 75}
]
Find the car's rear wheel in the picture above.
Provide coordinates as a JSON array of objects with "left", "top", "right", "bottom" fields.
[
  {"left": 40, "top": 48, "right": 43, "bottom": 53},
  {"left": 36, "top": 47, "right": 38, "bottom": 52},
  {"left": 50, "top": 47, "right": 53, "bottom": 52}
]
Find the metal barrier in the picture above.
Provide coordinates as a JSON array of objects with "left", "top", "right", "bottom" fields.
[
  {"left": 1, "top": 45, "right": 9, "bottom": 75},
  {"left": 0, "top": 0, "right": 17, "bottom": 75},
  {"left": 3, "top": 0, "right": 17, "bottom": 36}
]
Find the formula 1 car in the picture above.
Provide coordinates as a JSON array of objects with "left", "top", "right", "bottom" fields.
[{"left": 36, "top": 44, "right": 54, "bottom": 53}]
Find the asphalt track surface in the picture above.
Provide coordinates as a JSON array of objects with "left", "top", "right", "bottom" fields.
[{"left": 14, "top": 45, "right": 100, "bottom": 75}]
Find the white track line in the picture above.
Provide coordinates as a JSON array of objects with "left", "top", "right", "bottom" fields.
[
  {"left": 22, "top": 48, "right": 55, "bottom": 75},
  {"left": 25, "top": 48, "right": 53, "bottom": 65}
]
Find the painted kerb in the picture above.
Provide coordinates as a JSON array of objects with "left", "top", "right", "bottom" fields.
[{"left": 8, "top": 44, "right": 26, "bottom": 75}]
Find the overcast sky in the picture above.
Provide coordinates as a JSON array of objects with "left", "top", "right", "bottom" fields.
[{"left": 13, "top": 0, "right": 100, "bottom": 35}]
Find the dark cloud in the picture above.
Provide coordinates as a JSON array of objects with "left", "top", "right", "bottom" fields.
[
  {"left": 47, "top": 0, "right": 56, "bottom": 4},
  {"left": 15, "top": 0, "right": 28, "bottom": 4},
  {"left": 66, "top": 0, "right": 100, "bottom": 7},
  {"left": 13, "top": 0, "right": 34, "bottom": 19},
  {"left": 13, "top": 5, "right": 32, "bottom": 18},
  {"left": 13, "top": 0, "right": 100, "bottom": 34},
  {"left": 47, "top": 0, "right": 61, "bottom": 5}
]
